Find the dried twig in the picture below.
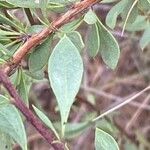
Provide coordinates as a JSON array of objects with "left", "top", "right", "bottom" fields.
[{"left": 125, "top": 94, "right": 150, "bottom": 131}]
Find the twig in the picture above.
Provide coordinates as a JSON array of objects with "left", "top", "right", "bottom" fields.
[
  {"left": 92, "top": 85, "right": 150, "bottom": 122},
  {"left": 3, "top": 0, "right": 100, "bottom": 75},
  {"left": 125, "top": 94, "right": 150, "bottom": 131},
  {"left": 81, "top": 85, "right": 150, "bottom": 110},
  {"left": 0, "top": 69, "right": 64, "bottom": 150}
]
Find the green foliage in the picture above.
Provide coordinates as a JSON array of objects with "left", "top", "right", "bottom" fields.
[
  {"left": 6, "top": 0, "right": 42, "bottom": 8},
  {"left": 97, "top": 19, "right": 120, "bottom": 69},
  {"left": 15, "top": 69, "right": 31, "bottom": 106},
  {"left": 66, "top": 31, "right": 85, "bottom": 51},
  {"left": 48, "top": 35, "right": 83, "bottom": 136},
  {"left": 0, "top": 0, "right": 149, "bottom": 149},
  {"left": 84, "top": 9, "right": 97, "bottom": 25},
  {"left": 0, "top": 96, "right": 27, "bottom": 150}
]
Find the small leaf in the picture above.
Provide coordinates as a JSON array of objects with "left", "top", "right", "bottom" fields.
[
  {"left": 95, "top": 128, "right": 119, "bottom": 150},
  {"left": 140, "top": 27, "right": 150, "bottom": 50},
  {"left": 0, "top": 29, "right": 20, "bottom": 36},
  {"left": 0, "top": 96, "right": 27, "bottom": 150},
  {"left": 6, "top": 0, "right": 41, "bottom": 8},
  {"left": 0, "top": 95, "right": 9, "bottom": 106},
  {"left": 106, "top": 0, "right": 129, "bottom": 29},
  {"left": 120, "top": 0, "right": 138, "bottom": 24},
  {"left": 84, "top": 9, "right": 97, "bottom": 25},
  {"left": 66, "top": 31, "right": 84, "bottom": 51},
  {"left": 0, "top": 13, "right": 22, "bottom": 30},
  {"left": 60, "top": 18, "right": 83, "bottom": 33},
  {"left": 48, "top": 35, "right": 83, "bottom": 135},
  {"left": 97, "top": 20, "right": 120, "bottom": 69},
  {"left": 87, "top": 23, "right": 100, "bottom": 57},
  {"left": 121, "top": 0, "right": 138, "bottom": 35},
  {"left": 27, "top": 25, "right": 45, "bottom": 34},
  {"left": 0, "top": 1, "right": 15, "bottom": 8},
  {"left": 33, "top": 105, "right": 60, "bottom": 139},
  {"left": 29, "top": 36, "right": 53, "bottom": 72},
  {"left": 16, "top": 69, "right": 31, "bottom": 106},
  {"left": 125, "top": 15, "right": 149, "bottom": 32}
]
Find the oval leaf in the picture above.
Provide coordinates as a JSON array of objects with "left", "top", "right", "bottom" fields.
[
  {"left": 95, "top": 128, "right": 119, "bottom": 150},
  {"left": 97, "top": 20, "right": 120, "bottom": 69},
  {"left": 48, "top": 35, "right": 83, "bottom": 135}
]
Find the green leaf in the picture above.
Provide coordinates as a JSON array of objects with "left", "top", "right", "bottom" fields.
[
  {"left": 48, "top": 35, "right": 83, "bottom": 135},
  {"left": 0, "top": 131, "right": 12, "bottom": 150},
  {"left": 138, "top": 0, "right": 150, "bottom": 10},
  {"left": 29, "top": 36, "right": 53, "bottom": 72},
  {"left": 0, "top": 1, "right": 15, "bottom": 8},
  {"left": 106, "top": 0, "right": 129, "bottom": 29},
  {"left": 0, "top": 13, "right": 22, "bottom": 30},
  {"left": 33, "top": 105, "right": 60, "bottom": 139},
  {"left": 26, "top": 69, "right": 45, "bottom": 80},
  {"left": 0, "top": 95, "right": 9, "bottom": 106},
  {"left": 97, "top": 20, "right": 120, "bottom": 69},
  {"left": 16, "top": 69, "right": 31, "bottom": 106},
  {"left": 121, "top": 0, "right": 138, "bottom": 35},
  {"left": 54, "top": 122, "right": 90, "bottom": 139},
  {"left": 0, "top": 29, "right": 20, "bottom": 36},
  {"left": 0, "top": 43, "right": 10, "bottom": 56},
  {"left": 66, "top": 31, "right": 84, "bottom": 51},
  {"left": 125, "top": 15, "right": 149, "bottom": 31},
  {"left": 140, "top": 27, "right": 150, "bottom": 50},
  {"left": 84, "top": 9, "right": 97, "bottom": 25},
  {"left": 0, "top": 96, "right": 27, "bottom": 150},
  {"left": 6, "top": 0, "right": 41, "bottom": 8},
  {"left": 27, "top": 25, "right": 45, "bottom": 34},
  {"left": 60, "top": 18, "right": 83, "bottom": 33},
  {"left": 120, "top": 0, "right": 137, "bottom": 24},
  {"left": 87, "top": 23, "right": 100, "bottom": 57},
  {"left": 95, "top": 128, "right": 119, "bottom": 150}
]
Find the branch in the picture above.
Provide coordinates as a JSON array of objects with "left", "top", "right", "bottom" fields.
[
  {"left": 0, "top": 69, "right": 64, "bottom": 150},
  {"left": 0, "top": 0, "right": 101, "bottom": 149},
  {"left": 3, "top": 0, "right": 100, "bottom": 75}
]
